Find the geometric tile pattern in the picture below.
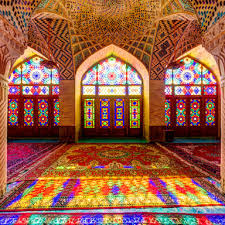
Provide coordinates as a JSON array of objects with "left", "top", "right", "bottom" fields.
[
  {"left": 172, "top": 20, "right": 202, "bottom": 60},
  {"left": 70, "top": 25, "right": 157, "bottom": 72},
  {"left": 34, "top": 19, "right": 75, "bottom": 80},
  {"left": 0, "top": 0, "right": 224, "bottom": 35},
  {"left": 0, "top": 0, "right": 41, "bottom": 34},
  {"left": 66, "top": 0, "right": 161, "bottom": 47},
  {"left": 28, "top": 21, "right": 49, "bottom": 58},
  {"left": 150, "top": 20, "right": 193, "bottom": 80},
  {"left": 190, "top": 0, "right": 225, "bottom": 32},
  {"left": 162, "top": 0, "right": 195, "bottom": 17}
]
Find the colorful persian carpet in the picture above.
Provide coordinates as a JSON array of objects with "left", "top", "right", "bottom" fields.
[
  {"left": 7, "top": 143, "right": 65, "bottom": 182},
  {"left": 15, "top": 144, "right": 204, "bottom": 181},
  {"left": 160, "top": 143, "right": 220, "bottom": 179},
  {"left": 1, "top": 213, "right": 225, "bottom": 225},
  {"left": 0, "top": 176, "right": 224, "bottom": 210},
  {"left": 0, "top": 144, "right": 224, "bottom": 211}
]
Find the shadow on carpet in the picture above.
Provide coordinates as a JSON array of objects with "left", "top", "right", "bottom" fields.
[
  {"left": 7, "top": 143, "right": 65, "bottom": 182},
  {"left": 160, "top": 143, "right": 220, "bottom": 179}
]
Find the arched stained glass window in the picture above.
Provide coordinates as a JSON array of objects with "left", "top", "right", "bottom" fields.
[
  {"left": 81, "top": 56, "right": 143, "bottom": 137},
  {"left": 8, "top": 56, "right": 60, "bottom": 136},
  {"left": 82, "top": 57, "right": 142, "bottom": 96},
  {"left": 165, "top": 56, "right": 218, "bottom": 137}
]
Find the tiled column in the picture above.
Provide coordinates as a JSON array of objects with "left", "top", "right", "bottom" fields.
[{"left": 0, "top": 75, "right": 8, "bottom": 197}]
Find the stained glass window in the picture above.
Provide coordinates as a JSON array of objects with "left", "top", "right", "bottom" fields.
[
  {"left": 173, "top": 60, "right": 201, "bottom": 85},
  {"left": 165, "top": 69, "right": 173, "bottom": 85},
  {"left": 9, "top": 68, "right": 22, "bottom": 84},
  {"left": 83, "top": 86, "right": 96, "bottom": 95},
  {"left": 165, "top": 99, "right": 171, "bottom": 126},
  {"left": 202, "top": 67, "right": 217, "bottom": 84},
  {"left": 8, "top": 55, "right": 60, "bottom": 129},
  {"left": 52, "top": 86, "right": 59, "bottom": 95},
  {"left": 84, "top": 99, "right": 95, "bottom": 128},
  {"left": 22, "top": 86, "right": 49, "bottom": 95},
  {"left": 165, "top": 86, "right": 172, "bottom": 96},
  {"left": 82, "top": 57, "right": 143, "bottom": 132},
  {"left": 130, "top": 99, "right": 140, "bottom": 128},
  {"left": 82, "top": 56, "right": 142, "bottom": 92},
  {"left": 204, "top": 86, "right": 216, "bottom": 95},
  {"left": 9, "top": 86, "right": 20, "bottom": 95},
  {"left": 127, "top": 66, "right": 142, "bottom": 85},
  {"left": 205, "top": 99, "right": 216, "bottom": 126},
  {"left": 38, "top": 99, "right": 48, "bottom": 126},
  {"left": 114, "top": 99, "right": 125, "bottom": 128},
  {"left": 51, "top": 69, "right": 60, "bottom": 84},
  {"left": 99, "top": 86, "right": 126, "bottom": 96},
  {"left": 176, "top": 99, "right": 186, "bottom": 126},
  {"left": 8, "top": 99, "right": 19, "bottom": 126},
  {"left": 100, "top": 99, "right": 110, "bottom": 128},
  {"left": 98, "top": 57, "right": 126, "bottom": 85},
  {"left": 82, "top": 66, "right": 97, "bottom": 85},
  {"left": 54, "top": 99, "right": 60, "bottom": 126},
  {"left": 24, "top": 99, "right": 34, "bottom": 126},
  {"left": 128, "top": 86, "right": 142, "bottom": 95},
  {"left": 165, "top": 56, "right": 217, "bottom": 131},
  {"left": 174, "top": 86, "right": 201, "bottom": 96},
  {"left": 190, "top": 99, "right": 200, "bottom": 126}
]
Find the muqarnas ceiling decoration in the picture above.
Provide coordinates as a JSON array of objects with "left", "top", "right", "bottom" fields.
[{"left": 67, "top": 0, "right": 161, "bottom": 45}]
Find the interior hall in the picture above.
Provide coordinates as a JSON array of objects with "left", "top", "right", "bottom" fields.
[{"left": 0, "top": 0, "right": 225, "bottom": 224}]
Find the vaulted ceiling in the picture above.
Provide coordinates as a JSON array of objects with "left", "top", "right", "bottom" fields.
[{"left": 0, "top": 0, "right": 224, "bottom": 80}]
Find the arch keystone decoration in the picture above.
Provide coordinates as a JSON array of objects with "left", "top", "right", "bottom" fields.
[{"left": 75, "top": 44, "right": 150, "bottom": 142}]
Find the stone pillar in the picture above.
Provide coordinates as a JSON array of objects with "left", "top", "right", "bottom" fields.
[
  {"left": 149, "top": 80, "right": 166, "bottom": 142},
  {"left": 0, "top": 74, "right": 8, "bottom": 197},
  {"left": 59, "top": 80, "right": 75, "bottom": 142},
  {"left": 203, "top": 15, "right": 225, "bottom": 192}
]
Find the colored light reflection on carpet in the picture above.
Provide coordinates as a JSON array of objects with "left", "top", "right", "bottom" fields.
[
  {"left": 1, "top": 177, "right": 224, "bottom": 210},
  {"left": 1, "top": 213, "right": 225, "bottom": 225},
  {"left": 19, "top": 144, "right": 204, "bottom": 181}
]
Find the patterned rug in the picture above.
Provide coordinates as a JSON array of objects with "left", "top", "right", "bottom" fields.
[
  {"left": 1, "top": 213, "right": 225, "bottom": 225},
  {"left": 16, "top": 144, "right": 204, "bottom": 181},
  {"left": 161, "top": 143, "right": 220, "bottom": 179},
  {"left": 1, "top": 143, "right": 224, "bottom": 212},
  {"left": 7, "top": 143, "right": 64, "bottom": 182},
  {"left": 0, "top": 176, "right": 224, "bottom": 210}
]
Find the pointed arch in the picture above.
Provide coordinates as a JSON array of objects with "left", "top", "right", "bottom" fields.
[{"left": 75, "top": 44, "right": 150, "bottom": 141}]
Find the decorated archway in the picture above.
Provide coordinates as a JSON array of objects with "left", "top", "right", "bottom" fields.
[
  {"left": 81, "top": 56, "right": 143, "bottom": 137},
  {"left": 75, "top": 44, "right": 149, "bottom": 141},
  {"left": 165, "top": 56, "right": 219, "bottom": 137}
]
